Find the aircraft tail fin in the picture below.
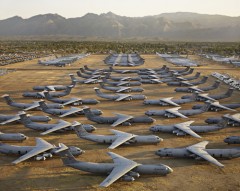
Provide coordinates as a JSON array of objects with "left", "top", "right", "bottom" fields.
[
  {"left": 190, "top": 91, "right": 199, "bottom": 101},
  {"left": 213, "top": 81, "right": 220, "bottom": 88},
  {"left": 83, "top": 107, "right": 96, "bottom": 118},
  {"left": 58, "top": 149, "right": 78, "bottom": 165},
  {"left": 200, "top": 76, "right": 208, "bottom": 83},
  {"left": 38, "top": 100, "right": 49, "bottom": 110},
  {"left": 69, "top": 74, "right": 76, "bottom": 83},
  {"left": 201, "top": 101, "right": 212, "bottom": 112},
  {"left": 94, "top": 87, "right": 102, "bottom": 95},
  {"left": 2, "top": 94, "right": 14, "bottom": 105},
  {"left": 76, "top": 71, "right": 83, "bottom": 77},
  {"left": 99, "top": 82, "right": 105, "bottom": 88},
  {"left": 225, "top": 88, "right": 234, "bottom": 97},
  {"left": 74, "top": 123, "right": 89, "bottom": 137},
  {"left": 43, "top": 91, "right": 52, "bottom": 99},
  {"left": 195, "top": 72, "right": 200, "bottom": 78},
  {"left": 19, "top": 112, "right": 32, "bottom": 124},
  {"left": 217, "top": 118, "right": 229, "bottom": 128},
  {"left": 79, "top": 68, "right": 85, "bottom": 73},
  {"left": 65, "top": 85, "right": 73, "bottom": 94}
]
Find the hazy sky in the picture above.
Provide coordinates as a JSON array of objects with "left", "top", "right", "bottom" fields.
[{"left": 0, "top": 0, "right": 239, "bottom": 19}]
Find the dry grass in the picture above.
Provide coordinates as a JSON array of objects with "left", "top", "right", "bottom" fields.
[{"left": 0, "top": 54, "right": 240, "bottom": 191}]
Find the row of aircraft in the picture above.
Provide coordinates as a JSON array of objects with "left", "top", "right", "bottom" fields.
[{"left": 0, "top": 59, "right": 240, "bottom": 187}]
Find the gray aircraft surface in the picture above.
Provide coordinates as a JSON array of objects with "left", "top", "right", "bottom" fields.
[
  {"left": 140, "top": 78, "right": 163, "bottom": 84},
  {"left": 155, "top": 141, "right": 240, "bottom": 167},
  {"left": 74, "top": 122, "right": 162, "bottom": 149},
  {"left": 94, "top": 87, "right": 146, "bottom": 101},
  {"left": 181, "top": 88, "right": 234, "bottom": 100},
  {"left": 37, "top": 100, "right": 102, "bottom": 117},
  {"left": 79, "top": 68, "right": 104, "bottom": 76},
  {"left": 167, "top": 76, "right": 208, "bottom": 86},
  {"left": 102, "top": 78, "right": 142, "bottom": 86},
  {"left": 181, "top": 72, "right": 201, "bottom": 81},
  {"left": 143, "top": 92, "right": 205, "bottom": 106},
  {"left": 22, "top": 85, "right": 74, "bottom": 98},
  {"left": 0, "top": 113, "right": 51, "bottom": 125},
  {"left": 149, "top": 118, "right": 228, "bottom": 138},
  {"left": 69, "top": 74, "right": 100, "bottom": 84},
  {"left": 77, "top": 71, "right": 104, "bottom": 80},
  {"left": 32, "top": 81, "right": 76, "bottom": 91},
  {"left": 145, "top": 101, "right": 234, "bottom": 118},
  {"left": 99, "top": 82, "right": 144, "bottom": 93},
  {"left": 0, "top": 138, "right": 83, "bottom": 164},
  {"left": 192, "top": 102, "right": 240, "bottom": 111},
  {"left": 59, "top": 150, "right": 173, "bottom": 187},
  {"left": 0, "top": 132, "right": 28, "bottom": 141},
  {"left": 83, "top": 107, "right": 155, "bottom": 127},
  {"left": 224, "top": 136, "right": 240, "bottom": 144},
  {"left": 84, "top": 65, "right": 112, "bottom": 73},
  {"left": 18, "top": 112, "right": 96, "bottom": 135},
  {"left": 2, "top": 94, "right": 63, "bottom": 110},
  {"left": 175, "top": 80, "right": 220, "bottom": 92},
  {"left": 105, "top": 73, "right": 141, "bottom": 81},
  {"left": 205, "top": 114, "right": 240, "bottom": 126},
  {"left": 43, "top": 91, "right": 99, "bottom": 106}
]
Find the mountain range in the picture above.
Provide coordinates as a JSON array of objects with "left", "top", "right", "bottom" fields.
[{"left": 0, "top": 12, "right": 239, "bottom": 41}]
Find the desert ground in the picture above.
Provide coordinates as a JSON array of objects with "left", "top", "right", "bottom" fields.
[{"left": 0, "top": 54, "right": 240, "bottom": 191}]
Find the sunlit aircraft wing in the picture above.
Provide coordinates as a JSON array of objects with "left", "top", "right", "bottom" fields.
[
  {"left": 115, "top": 94, "right": 131, "bottom": 101},
  {"left": 41, "top": 120, "right": 72, "bottom": 135},
  {"left": 111, "top": 114, "right": 133, "bottom": 127},
  {"left": 84, "top": 78, "right": 98, "bottom": 84},
  {"left": 24, "top": 101, "right": 40, "bottom": 111},
  {"left": 99, "top": 152, "right": 140, "bottom": 187},
  {"left": 211, "top": 102, "right": 236, "bottom": 111},
  {"left": 224, "top": 113, "right": 240, "bottom": 123},
  {"left": 116, "top": 87, "right": 131, "bottom": 93},
  {"left": 45, "top": 86, "right": 56, "bottom": 91},
  {"left": 174, "top": 121, "right": 201, "bottom": 138},
  {"left": 0, "top": 115, "right": 20, "bottom": 125},
  {"left": 120, "top": 77, "right": 131, "bottom": 81},
  {"left": 188, "top": 86, "right": 204, "bottom": 93},
  {"left": 187, "top": 141, "right": 224, "bottom": 167},
  {"left": 151, "top": 79, "right": 162, "bottom": 83},
  {"left": 181, "top": 81, "right": 193, "bottom": 86},
  {"left": 59, "top": 107, "right": 83, "bottom": 117},
  {"left": 62, "top": 98, "right": 82, "bottom": 106},
  {"left": 165, "top": 107, "right": 188, "bottom": 118},
  {"left": 117, "top": 81, "right": 129, "bottom": 86},
  {"left": 198, "top": 94, "right": 216, "bottom": 102},
  {"left": 12, "top": 138, "right": 54, "bottom": 164},
  {"left": 160, "top": 97, "right": 180, "bottom": 106},
  {"left": 108, "top": 130, "right": 136, "bottom": 149}
]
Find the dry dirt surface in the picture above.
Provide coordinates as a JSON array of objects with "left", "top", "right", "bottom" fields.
[{"left": 0, "top": 54, "right": 240, "bottom": 191}]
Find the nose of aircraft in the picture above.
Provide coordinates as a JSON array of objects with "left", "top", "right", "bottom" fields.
[{"left": 167, "top": 166, "right": 173, "bottom": 173}]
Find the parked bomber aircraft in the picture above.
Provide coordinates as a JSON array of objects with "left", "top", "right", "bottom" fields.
[
  {"left": 0, "top": 113, "right": 51, "bottom": 125},
  {"left": 145, "top": 101, "right": 235, "bottom": 118},
  {"left": 205, "top": 114, "right": 240, "bottom": 126},
  {"left": 224, "top": 136, "right": 240, "bottom": 144},
  {"left": 22, "top": 85, "right": 74, "bottom": 98},
  {"left": 102, "top": 78, "right": 142, "bottom": 86},
  {"left": 2, "top": 94, "right": 63, "bottom": 110},
  {"left": 143, "top": 92, "right": 210, "bottom": 106},
  {"left": 175, "top": 81, "right": 220, "bottom": 92},
  {"left": 37, "top": 100, "right": 102, "bottom": 117},
  {"left": 43, "top": 91, "right": 99, "bottom": 106},
  {"left": 167, "top": 76, "right": 208, "bottom": 86},
  {"left": 99, "top": 82, "right": 144, "bottom": 93},
  {"left": 0, "top": 132, "right": 28, "bottom": 141},
  {"left": 0, "top": 138, "right": 83, "bottom": 164},
  {"left": 74, "top": 122, "right": 162, "bottom": 149},
  {"left": 59, "top": 150, "right": 172, "bottom": 187},
  {"left": 69, "top": 74, "right": 100, "bottom": 84},
  {"left": 94, "top": 87, "right": 146, "bottom": 101},
  {"left": 181, "top": 88, "right": 234, "bottom": 101},
  {"left": 192, "top": 102, "right": 240, "bottom": 111},
  {"left": 156, "top": 141, "right": 240, "bottom": 167},
  {"left": 83, "top": 107, "right": 155, "bottom": 127},
  {"left": 149, "top": 118, "right": 228, "bottom": 138},
  {"left": 32, "top": 81, "right": 76, "bottom": 91},
  {"left": 18, "top": 112, "right": 96, "bottom": 135}
]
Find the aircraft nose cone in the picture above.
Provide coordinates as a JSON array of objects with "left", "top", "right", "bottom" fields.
[{"left": 167, "top": 167, "right": 173, "bottom": 173}]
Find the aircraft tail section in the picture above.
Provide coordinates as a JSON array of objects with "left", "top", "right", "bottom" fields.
[
  {"left": 83, "top": 107, "right": 96, "bottom": 118},
  {"left": 94, "top": 87, "right": 102, "bottom": 95},
  {"left": 225, "top": 88, "right": 234, "bottom": 97},
  {"left": 195, "top": 72, "right": 200, "bottom": 78},
  {"left": 190, "top": 91, "right": 199, "bottom": 101},
  {"left": 213, "top": 81, "right": 220, "bottom": 88},
  {"left": 2, "top": 94, "right": 14, "bottom": 105},
  {"left": 217, "top": 117, "right": 229, "bottom": 128},
  {"left": 19, "top": 112, "right": 32, "bottom": 124},
  {"left": 74, "top": 123, "right": 89, "bottom": 137},
  {"left": 43, "top": 91, "right": 52, "bottom": 100},
  {"left": 38, "top": 100, "right": 49, "bottom": 111},
  {"left": 69, "top": 74, "right": 76, "bottom": 83},
  {"left": 76, "top": 71, "right": 83, "bottom": 77},
  {"left": 58, "top": 149, "right": 78, "bottom": 165},
  {"left": 201, "top": 101, "right": 211, "bottom": 112},
  {"left": 200, "top": 76, "right": 208, "bottom": 83}
]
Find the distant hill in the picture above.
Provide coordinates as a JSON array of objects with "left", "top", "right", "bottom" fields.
[{"left": 0, "top": 12, "right": 240, "bottom": 41}]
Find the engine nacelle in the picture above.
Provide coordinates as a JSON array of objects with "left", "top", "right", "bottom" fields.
[
  {"left": 128, "top": 171, "right": 140, "bottom": 178},
  {"left": 122, "top": 175, "right": 135, "bottom": 182},
  {"left": 164, "top": 113, "right": 175, "bottom": 118},
  {"left": 43, "top": 153, "right": 53, "bottom": 158},
  {"left": 122, "top": 122, "right": 131, "bottom": 126},
  {"left": 35, "top": 156, "right": 46, "bottom": 161}
]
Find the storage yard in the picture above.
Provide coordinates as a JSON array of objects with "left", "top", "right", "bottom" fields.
[{"left": 0, "top": 54, "right": 240, "bottom": 191}]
